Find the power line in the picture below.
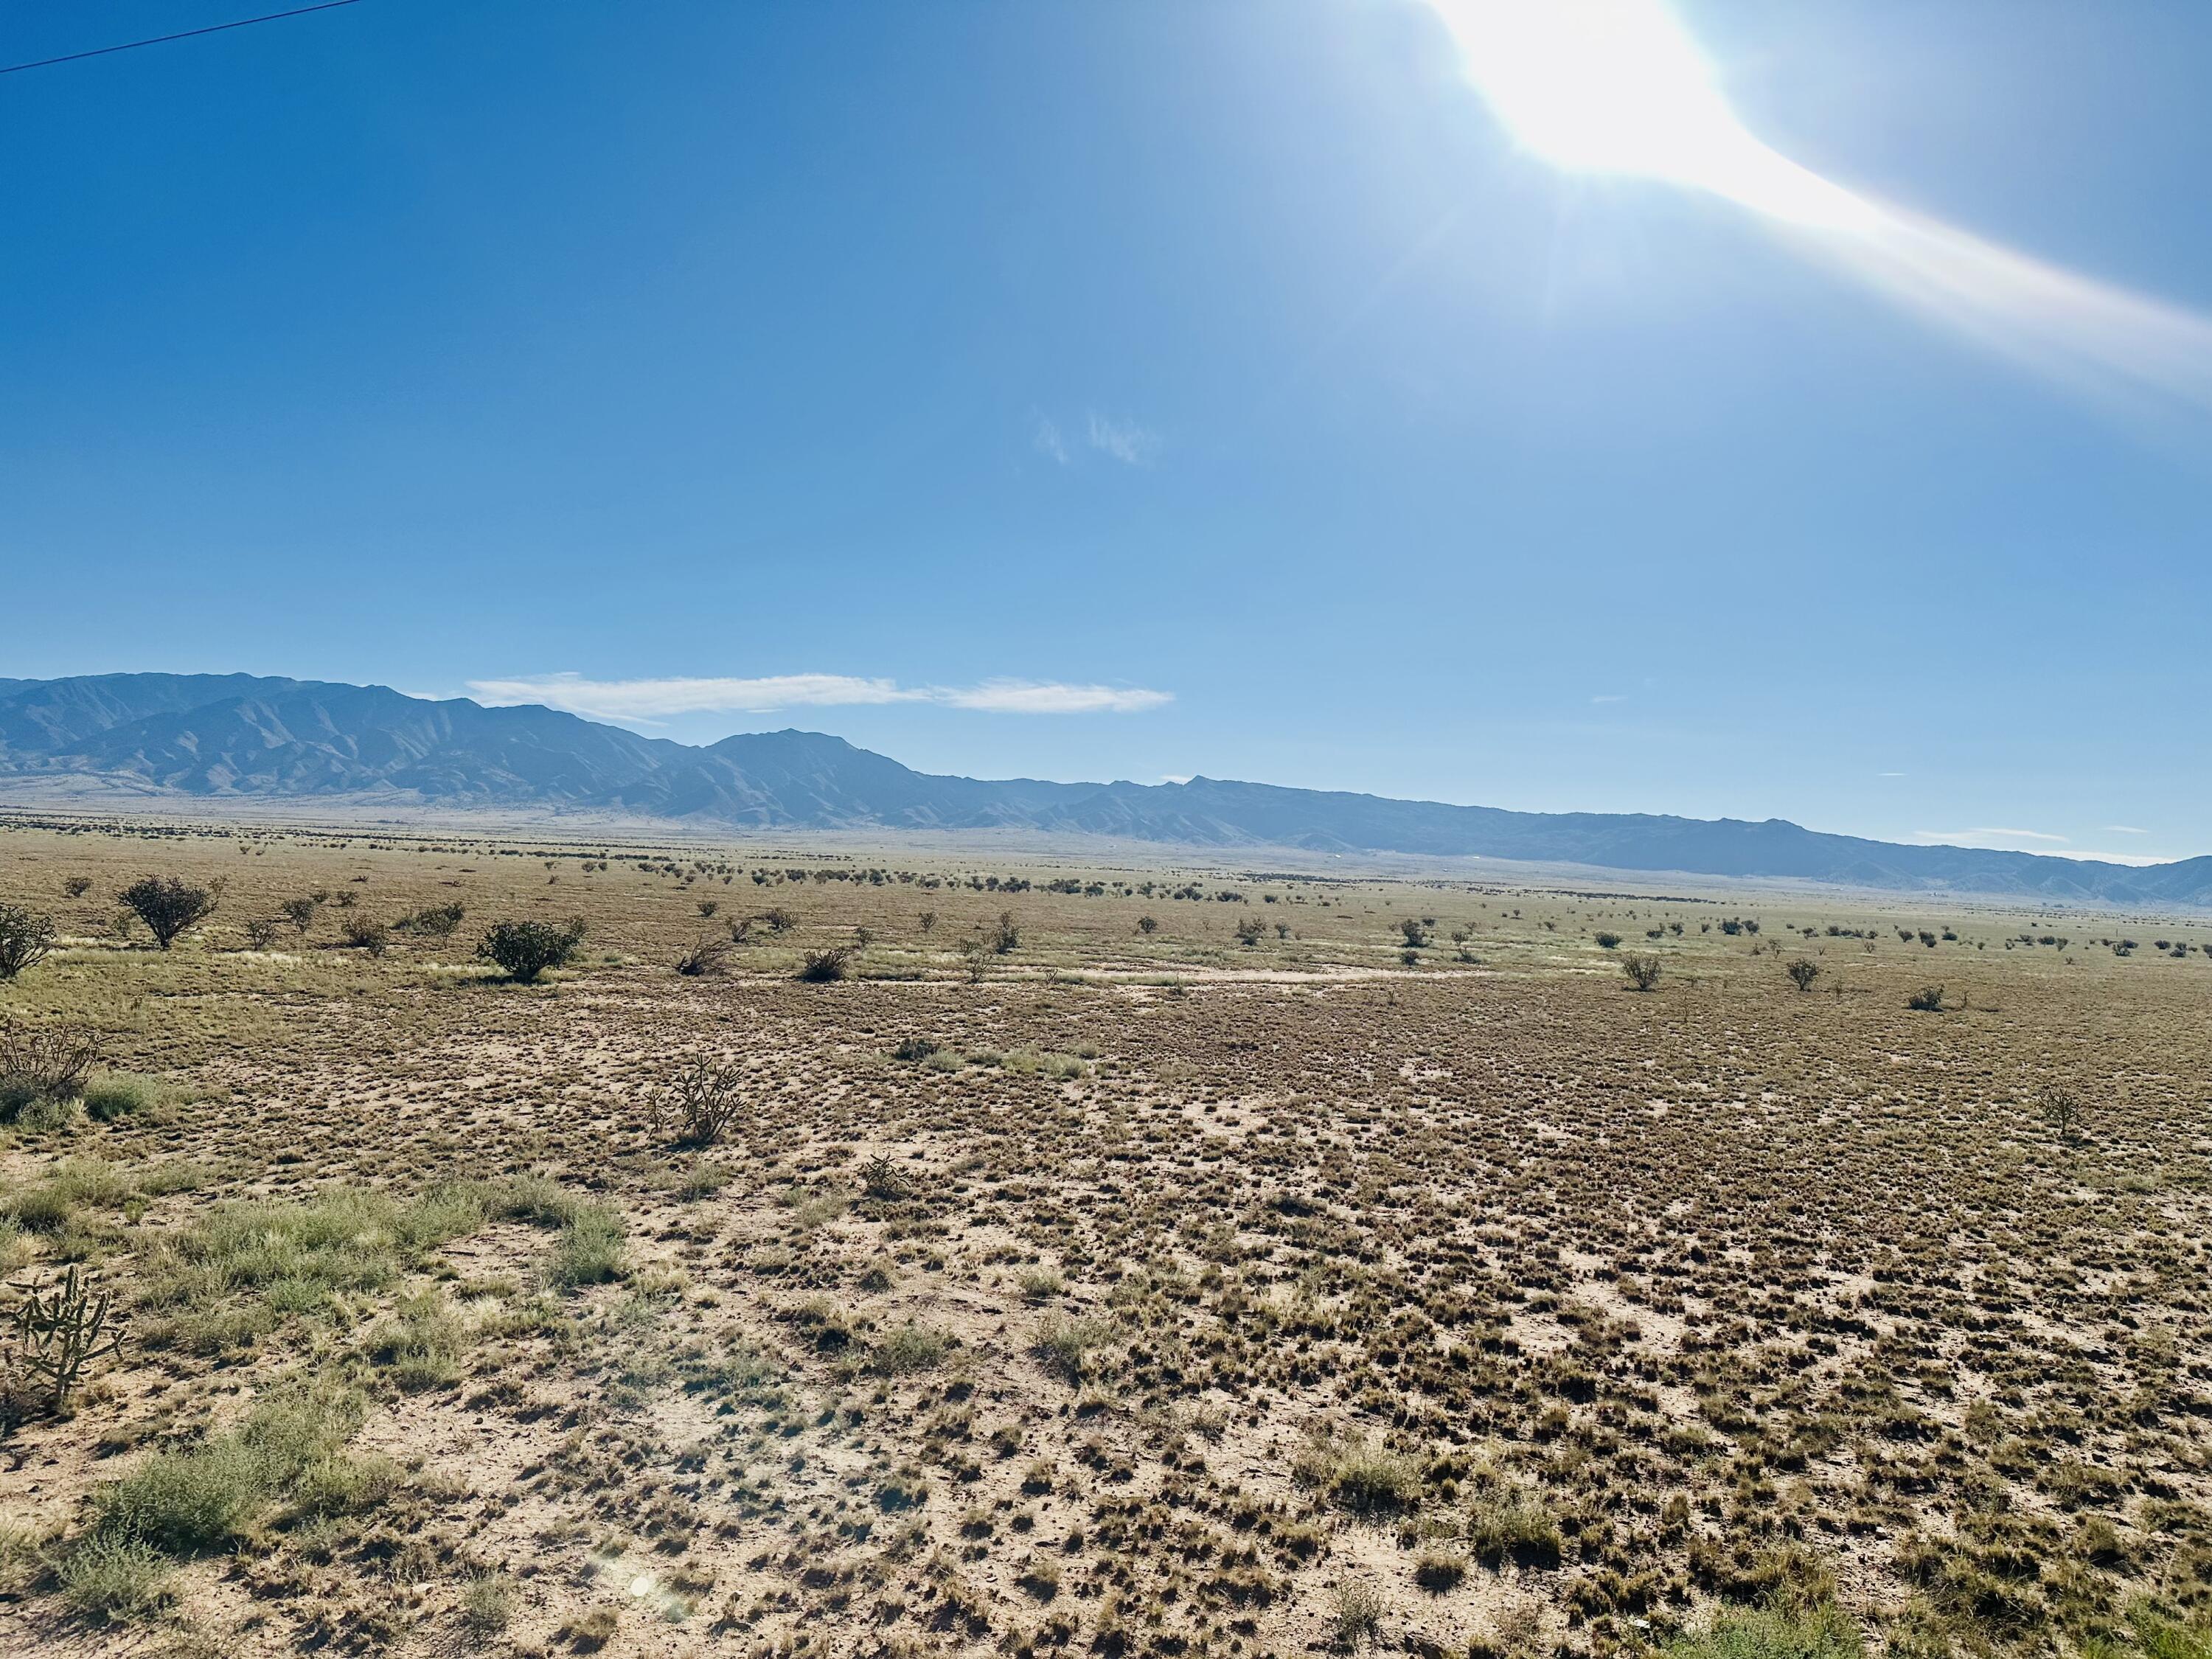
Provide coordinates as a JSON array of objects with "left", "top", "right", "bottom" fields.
[{"left": 0, "top": 0, "right": 364, "bottom": 77}]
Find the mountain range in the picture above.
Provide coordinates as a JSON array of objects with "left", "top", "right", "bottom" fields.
[{"left": 2, "top": 672, "right": 2205, "bottom": 906}]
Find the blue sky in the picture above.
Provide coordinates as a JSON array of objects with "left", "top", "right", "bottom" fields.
[{"left": 5, "top": 1, "right": 2209, "bottom": 862}]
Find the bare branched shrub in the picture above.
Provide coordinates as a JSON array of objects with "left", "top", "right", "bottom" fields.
[
  {"left": 280, "top": 896, "right": 319, "bottom": 935},
  {"left": 242, "top": 917, "right": 281, "bottom": 951},
  {"left": 653, "top": 1060, "right": 746, "bottom": 1147},
  {"left": 0, "top": 1020, "right": 104, "bottom": 1107},
  {"left": 859, "top": 1153, "right": 913, "bottom": 1200},
  {"left": 0, "top": 904, "right": 57, "bottom": 982},
  {"left": 1620, "top": 953, "right": 1663, "bottom": 992},
  {"left": 2042, "top": 1086, "right": 2083, "bottom": 1140},
  {"left": 796, "top": 947, "right": 851, "bottom": 983},
  {"left": 1907, "top": 984, "right": 1946, "bottom": 1012},
  {"left": 675, "top": 932, "right": 731, "bottom": 977},
  {"left": 1787, "top": 958, "right": 1821, "bottom": 992}
]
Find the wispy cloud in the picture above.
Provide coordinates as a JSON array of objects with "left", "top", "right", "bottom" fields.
[
  {"left": 1909, "top": 825, "right": 2171, "bottom": 866},
  {"left": 1030, "top": 414, "right": 1070, "bottom": 465},
  {"left": 1086, "top": 411, "right": 1161, "bottom": 466},
  {"left": 1913, "top": 827, "right": 2070, "bottom": 846},
  {"left": 1589, "top": 693, "right": 1626, "bottom": 705},
  {"left": 468, "top": 672, "right": 1172, "bottom": 727},
  {"left": 2106, "top": 824, "right": 2149, "bottom": 835}
]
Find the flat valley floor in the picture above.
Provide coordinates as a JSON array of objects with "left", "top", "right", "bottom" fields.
[{"left": 0, "top": 818, "right": 2207, "bottom": 1659}]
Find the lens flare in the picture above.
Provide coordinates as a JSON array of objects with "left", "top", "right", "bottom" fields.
[{"left": 1424, "top": 0, "right": 2212, "bottom": 419}]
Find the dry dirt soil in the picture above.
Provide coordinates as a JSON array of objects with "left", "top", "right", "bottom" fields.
[{"left": 0, "top": 815, "right": 2207, "bottom": 1659}]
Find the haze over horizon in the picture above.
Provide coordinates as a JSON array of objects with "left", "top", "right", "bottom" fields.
[{"left": 7, "top": 1, "right": 2209, "bottom": 863}]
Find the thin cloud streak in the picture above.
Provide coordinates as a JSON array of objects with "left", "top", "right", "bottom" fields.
[
  {"left": 1086, "top": 412, "right": 1161, "bottom": 466},
  {"left": 468, "top": 672, "right": 1172, "bottom": 726}
]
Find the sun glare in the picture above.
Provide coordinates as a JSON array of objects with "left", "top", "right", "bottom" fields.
[{"left": 1422, "top": 0, "right": 1875, "bottom": 232}]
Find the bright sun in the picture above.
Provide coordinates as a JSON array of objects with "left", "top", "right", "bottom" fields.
[{"left": 1422, "top": 0, "right": 1874, "bottom": 232}]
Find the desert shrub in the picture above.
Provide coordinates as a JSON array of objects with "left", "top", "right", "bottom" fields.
[
  {"left": 859, "top": 1153, "right": 914, "bottom": 1200},
  {"left": 1331, "top": 1582, "right": 1385, "bottom": 1649},
  {"left": 1467, "top": 1488, "right": 1562, "bottom": 1565},
  {"left": 0, "top": 1020, "right": 103, "bottom": 1116},
  {"left": 1136, "top": 915, "right": 1158, "bottom": 934},
  {"left": 476, "top": 917, "right": 585, "bottom": 983},
  {"left": 872, "top": 1324, "right": 950, "bottom": 1376},
  {"left": 62, "top": 876, "right": 92, "bottom": 899},
  {"left": 462, "top": 1572, "right": 518, "bottom": 1637},
  {"left": 1787, "top": 959, "right": 1821, "bottom": 992},
  {"left": 404, "top": 900, "right": 466, "bottom": 938},
  {"left": 1032, "top": 1313, "right": 1113, "bottom": 1383},
  {"left": 796, "top": 947, "right": 852, "bottom": 983},
  {"left": 116, "top": 876, "right": 219, "bottom": 950},
  {"left": 1413, "top": 1548, "right": 1469, "bottom": 1591},
  {"left": 1296, "top": 1429, "right": 1422, "bottom": 1515},
  {"left": 1594, "top": 931, "right": 1622, "bottom": 950},
  {"left": 0, "top": 904, "right": 56, "bottom": 982},
  {"left": 241, "top": 917, "right": 281, "bottom": 950},
  {"left": 1907, "top": 984, "right": 1946, "bottom": 1012},
  {"left": 1664, "top": 1599, "right": 1864, "bottom": 1659},
  {"left": 338, "top": 914, "right": 389, "bottom": 956},
  {"left": 58, "top": 1534, "right": 173, "bottom": 1623},
  {"left": 990, "top": 911, "right": 1021, "bottom": 953},
  {"left": 675, "top": 931, "right": 731, "bottom": 976},
  {"left": 1018, "top": 1268, "right": 1065, "bottom": 1301},
  {"left": 653, "top": 1060, "right": 745, "bottom": 1146},
  {"left": 1621, "top": 953, "right": 1663, "bottom": 992},
  {"left": 891, "top": 1036, "right": 941, "bottom": 1062},
  {"left": 280, "top": 896, "right": 319, "bottom": 935},
  {"left": 1003, "top": 1049, "right": 1088, "bottom": 1080}
]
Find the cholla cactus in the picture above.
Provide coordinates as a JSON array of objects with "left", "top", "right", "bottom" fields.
[{"left": 11, "top": 1264, "right": 125, "bottom": 1415}]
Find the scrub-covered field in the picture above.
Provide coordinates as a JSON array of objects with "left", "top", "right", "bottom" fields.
[{"left": 0, "top": 814, "right": 2207, "bottom": 1659}]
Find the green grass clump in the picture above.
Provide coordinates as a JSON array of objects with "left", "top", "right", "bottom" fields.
[
  {"left": 1664, "top": 1601, "right": 1864, "bottom": 1659},
  {"left": 1032, "top": 1313, "right": 1114, "bottom": 1383},
  {"left": 139, "top": 1176, "right": 601, "bottom": 1352},
  {"left": 80, "top": 1073, "right": 161, "bottom": 1122},
  {"left": 1295, "top": 1428, "right": 1423, "bottom": 1516},
  {"left": 364, "top": 1290, "right": 469, "bottom": 1390},
  {"left": 546, "top": 1201, "right": 626, "bottom": 1290},
  {"left": 1466, "top": 1488, "right": 1562, "bottom": 1564},
  {"left": 94, "top": 1382, "right": 366, "bottom": 1553},
  {"left": 872, "top": 1323, "right": 950, "bottom": 1375},
  {"left": 1002, "top": 1049, "right": 1088, "bottom": 1080}
]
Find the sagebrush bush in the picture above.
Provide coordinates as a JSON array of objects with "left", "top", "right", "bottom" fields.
[{"left": 59, "top": 1534, "right": 173, "bottom": 1623}]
